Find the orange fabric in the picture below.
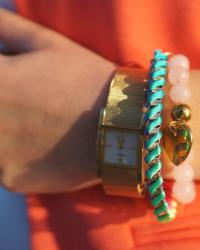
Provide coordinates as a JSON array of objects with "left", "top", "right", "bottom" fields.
[
  {"left": 16, "top": 0, "right": 200, "bottom": 69},
  {"left": 15, "top": 0, "right": 200, "bottom": 249}
]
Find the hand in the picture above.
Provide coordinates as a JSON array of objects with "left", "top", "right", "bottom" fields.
[
  {"left": 0, "top": 9, "right": 116, "bottom": 193},
  {"left": 0, "top": 9, "right": 199, "bottom": 194}
]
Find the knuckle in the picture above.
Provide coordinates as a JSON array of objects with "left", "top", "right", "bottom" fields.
[
  {"left": 0, "top": 8, "right": 5, "bottom": 20},
  {"left": 0, "top": 8, "right": 11, "bottom": 29},
  {"left": 1, "top": 173, "right": 19, "bottom": 192}
]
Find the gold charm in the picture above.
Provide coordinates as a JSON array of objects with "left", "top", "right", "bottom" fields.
[
  {"left": 163, "top": 121, "right": 192, "bottom": 165},
  {"left": 163, "top": 104, "right": 192, "bottom": 165},
  {"left": 171, "top": 104, "right": 191, "bottom": 122}
]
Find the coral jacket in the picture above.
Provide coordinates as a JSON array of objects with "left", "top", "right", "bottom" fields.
[{"left": 16, "top": 0, "right": 200, "bottom": 249}]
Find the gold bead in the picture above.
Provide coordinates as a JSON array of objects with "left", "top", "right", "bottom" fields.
[{"left": 171, "top": 104, "right": 191, "bottom": 122}]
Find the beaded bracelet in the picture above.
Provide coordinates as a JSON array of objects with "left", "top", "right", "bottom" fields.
[
  {"left": 144, "top": 51, "right": 195, "bottom": 223},
  {"left": 144, "top": 50, "right": 175, "bottom": 223},
  {"left": 163, "top": 54, "right": 196, "bottom": 204}
]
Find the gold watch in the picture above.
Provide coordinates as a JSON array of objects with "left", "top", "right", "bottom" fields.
[{"left": 96, "top": 67, "right": 147, "bottom": 198}]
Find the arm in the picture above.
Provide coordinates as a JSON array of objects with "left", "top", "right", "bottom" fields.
[
  {"left": 0, "top": 9, "right": 199, "bottom": 193},
  {"left": 0, "top": 9, "right": 116, "bottom": 192}
]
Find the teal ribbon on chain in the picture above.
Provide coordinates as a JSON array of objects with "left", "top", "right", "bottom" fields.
[{"left": 144, "top": 49, "right": 175, "bottom": 223}]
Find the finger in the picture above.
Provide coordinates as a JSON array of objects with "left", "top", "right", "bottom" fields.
[{"left": 0, "top": 8, "right": 52, "bottom": 53}]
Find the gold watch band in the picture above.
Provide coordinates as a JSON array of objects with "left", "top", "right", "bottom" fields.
[{"left": 96, "top": 67, "right": 148, "bottom": 198}]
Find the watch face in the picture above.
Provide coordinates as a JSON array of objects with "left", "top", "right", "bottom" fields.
[{"left": 103, "top": 129, "right": 140, "bottom": 167}]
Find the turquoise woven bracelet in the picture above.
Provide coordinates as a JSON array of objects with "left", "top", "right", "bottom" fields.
[{"left": 144, "top": 49, "right": 175, "bottom": 223}]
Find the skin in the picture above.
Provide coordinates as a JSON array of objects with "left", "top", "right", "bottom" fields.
[{"left": 0, "top": 9, "right": 199, "bottom": 193}]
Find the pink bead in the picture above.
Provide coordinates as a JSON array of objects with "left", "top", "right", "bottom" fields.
[
  {"left": 168, "top": 55, "right": 190, "bottom": 70},
  {"left": 173, "top": 182, "right": 196, "bottom": 204},
  {"left": 170, "top": 83, "right": 191, "bottom": 103},
  {"left": 168, "top": 68, "right": 189, "bottom": 85},
  {"left": 173, "top": 164, "right": 194, "bottom": 183}
]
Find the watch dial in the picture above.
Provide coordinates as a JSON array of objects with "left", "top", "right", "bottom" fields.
[{"left": 103, "top": 129, "right": 138, "bottom": 166}]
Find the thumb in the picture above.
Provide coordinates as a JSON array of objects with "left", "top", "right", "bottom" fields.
[{"left": 0, "top": 8, "right": 52, "bottom": 53}]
